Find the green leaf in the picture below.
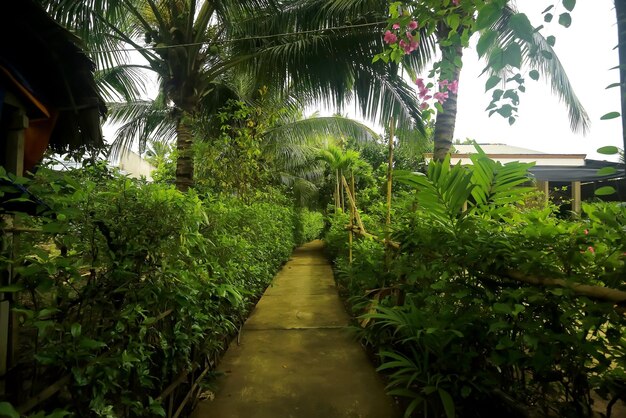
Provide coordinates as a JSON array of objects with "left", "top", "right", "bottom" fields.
[
  {"left": 600, "top": 112, "right": 620, "bottom": 120},
  {"left": 547, "top": 35, "right": 556, "bottom": 46},
  {"left": 563, "top": 0, "right": 576, "bottom": 12},
  {"left": 475, "top": 3, "right": 502, "bottom": 30},
  {"left": 605, "top": 82, "right": 621, "bottom": 89},
  {"left": 0, "top": 402, "right": 19, "bottom": 418},
  {"left": 79, "top": 338, "right": 107, "bottom": 350},
  {"left": 71, "top": 323, "right": 82, "bottom": 338},
  {"left": 597, "top": 145, "right": 619, "bottom": 154},
  {"left": 529, "top": 70, "right": 540, "bottom": 81},
  {"left": 487, "top": 47, "right": 506, "bottom": 72},
  {"left": 504, "top": 43, "right": 522, "bottom": 69},
  {"left": 477, "top": 30, "right": 497, "bottom": 58},
  {"left": 485, "top": 75, "right": 501, "bottom": 91},
  {"left": 597, "top": 167, "right": 617, "bottom": 176},
  {"left": 447, "top": 14, "right": 460, "bottom": 31},
  {"left": 0, "top": 284, "right": 24, "bottom": 293},
  {"left": 438, "top": 389, "right": 456, "bottom": 418},
  {"left": 544, "top": 13, "right": 553, "bottom": 23},
  {"left": 508, "top": 13, "right": 535, "bottom": 43},
  {"left": 595, "top": 186, "right": 616, "bottom": 196},
  {"left": 558, "top": 13, "right": 572, "bottom": 28}
]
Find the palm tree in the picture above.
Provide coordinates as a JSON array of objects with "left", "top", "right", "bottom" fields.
[
  {"left": 408, "top": 2, "right": 590, "bottom": 160},
  {"left": 42, "top": 0, "right": 426, "bottom": 191}
]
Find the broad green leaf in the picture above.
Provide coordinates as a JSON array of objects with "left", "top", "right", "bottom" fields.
[
  {"left": 600, "top": 112, "right": 620, "bottom": 120},
  {"left": 71, "top": 323, "right": 82, "bottom": 338},
  {"left": 595, "top": 186, "right": 616, "bottom": 196},
  {"left": 475, "top": 3, "right": 502, "bottom": 30},
  {"left": 597, "top": 167, "right": 617, "bottom": 176},
  {"left": 503, "top": 43, "right": 522, "bottom": 69},
  {"left": 438, "top": 389, "right": 456, "bottom": 418},
  {"left": 563, "top": 0, "right": 576, "bottom": 12},
  {"left": 487, "top": 47, "right": 506, "bottom": 72},
  {"left": 508, "top": 13, "right": 534, "bottom": 43},
  {"left": 597, "top": 145, "right": 619, "bottom": 154},
  {"left": 544, "top": 13, "right": 553, "bottom": 23},
  {"left": 477, "top": 30, "right": 497, "bottom": 58},
  {"left": 485, "top": 75, "right": 501, "bottom": 91},
  {"left": 558, "top": 13, "right": 572, "bottom": 28},
  {"left": 529, "top": 70, "right": 540, "bottom": 80},
  {"left": 0, "top": 402, "right": 19, "bottom": 418},
  {"left": 0, "top": 284, "right": 24, "bottom": 293}
]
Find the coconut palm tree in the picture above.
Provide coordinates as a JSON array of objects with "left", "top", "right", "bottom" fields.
[
  {"left": 408, "top": 2, "right": 590, "bottom": 160},
  {"left": 41, "top": 0, "right": 426, "bottom": 191}
]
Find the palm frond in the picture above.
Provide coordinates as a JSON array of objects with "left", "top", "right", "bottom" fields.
[{"left": 485, "top": 4, "right": 590, "bottom": 134}]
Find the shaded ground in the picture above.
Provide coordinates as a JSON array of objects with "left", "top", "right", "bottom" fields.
[{"left": 192, "top": 240, "right": 400, "bottom": 418}]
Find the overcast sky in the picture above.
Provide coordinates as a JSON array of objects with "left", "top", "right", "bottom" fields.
[
  {"left": 332, "top": 0, "right": 622, "bottom": 160},
  {"left": 456, "top": 0, "right": 621, "bottom": 160}
]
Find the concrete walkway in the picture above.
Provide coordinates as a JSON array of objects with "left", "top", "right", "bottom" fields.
[{"left": 192, "top": 240, "right": 400, "bottom": 418}]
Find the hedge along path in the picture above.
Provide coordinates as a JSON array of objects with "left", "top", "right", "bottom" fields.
[
  {"left": 192, "top": 240, "right": 400, "bottom": 418},
  {"left": 341, "top": 175, "right": 626, "bottom": 308}
]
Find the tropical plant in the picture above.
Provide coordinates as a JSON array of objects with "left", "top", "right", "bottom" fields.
[
  {"left": 42, "top": 0, "right": 427, "bottom": 191},
  {"left": 377, "top": 1, "right": 589, "bottom": 160}
]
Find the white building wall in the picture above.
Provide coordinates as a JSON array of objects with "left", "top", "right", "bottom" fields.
[{"left": 117, "top": 149, "right": 156, "bottom": 181}]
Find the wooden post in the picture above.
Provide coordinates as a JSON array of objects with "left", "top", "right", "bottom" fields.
[
  {"left": 537, "top": 180, "right": 549, "bottom": 202},
  {"left": 348, "top": 173, "right": 354, "bottom": 264},
  {"left": 1, "top": 108, "right": 28, "bottom": 395},
  {"left": 571, "top": 181, "right": 582, "bottom": 214}
]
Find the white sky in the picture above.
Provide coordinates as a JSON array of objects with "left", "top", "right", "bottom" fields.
[{"left": 330, "top": 0, "right": 623, "bottom": 161}]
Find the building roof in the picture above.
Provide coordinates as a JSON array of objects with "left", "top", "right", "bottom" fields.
[
  {"left": 425, "top": 144, "right": 625, "bottom": 182},
  {"left": 425, "top": 143, "right": 587, "bottom": 167},
  {"left": 0, "top": 0, "right": 106, "bottom": 154}
]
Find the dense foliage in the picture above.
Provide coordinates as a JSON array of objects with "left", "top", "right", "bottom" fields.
[
  {"left": 0, "top": 164, "right": 322, "bottom": 417},
  {"left": 325, "top": 151, "right": 626, "bottom": 418}
]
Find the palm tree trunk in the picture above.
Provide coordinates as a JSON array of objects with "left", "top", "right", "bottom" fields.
[
  {"left": 433, "top": 43, "right": 464, "bottom": 161},
  {"left": 175, "top": 112, "right": 194, "bottom": 192}
]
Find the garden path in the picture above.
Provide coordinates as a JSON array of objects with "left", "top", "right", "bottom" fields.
[{"left": 192, "top": 240, "right": 400, "bottom": 418}]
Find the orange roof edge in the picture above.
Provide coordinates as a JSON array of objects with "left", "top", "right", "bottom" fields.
[{"left": 0, "top": 65, "right": 50, "bottom": 118}]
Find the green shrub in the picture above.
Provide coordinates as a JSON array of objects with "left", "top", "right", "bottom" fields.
[{"left": 2, "top": 165, "right": 299, "bottom": 417}]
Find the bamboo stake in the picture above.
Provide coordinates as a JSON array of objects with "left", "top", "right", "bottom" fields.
[
  {"left": 348, "top": 172, "right": 354, "bottom": 264},
  {"left": 386, "top": 118, "right": 395, "bottom": 231},
  {"left": 342, "top": 176, "right": 365, "bottom": 232}
]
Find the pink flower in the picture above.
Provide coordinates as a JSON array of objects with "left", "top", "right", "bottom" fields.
[
  {"left": 384, "top": 30, "right": 397, "bottom": 44},
  {"left": 584, "top": 229, "right": 589, "bottom": 235},
  {"left": 420, "top": 102, "right": 430, "bottom": 110},
  {"left": 408, "top": 21, "right": 418, "bottom": 30},
  {"left": 587, "top": 246, "right": 595, "bottom": 253},
  {"left": 448, "top": 80, "right": 459, "bottom": 94},
  {"left": 439, "top": 79, "right": 449, "bottom": 88},
  {"left": 409, "top": 40, "right": 419, "bottom": 52},
  {"left": 415, "top": 78, "right": 425, "bottom": 89},
  {"left": 399, "top": 39, "right": 407, "bottom": 50},
  {"left": 452, "top": 0, "right": 460, "bottom": 5},
  {"left": 392, "top": 23, "right": 401, "bottom": 30},
  {"left": 434, "top": 91, "right": 449, "bottom": 104}
]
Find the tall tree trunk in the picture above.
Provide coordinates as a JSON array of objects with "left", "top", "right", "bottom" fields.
[
  {"left": 175, "top": 112, "right": 194, "bottom": 192},
  {"left": 433, "top": 43, "right": 464, "bottom": 161}
]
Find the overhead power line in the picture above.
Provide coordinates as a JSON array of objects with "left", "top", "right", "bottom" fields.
[{"left": 92, "top": 21, "right": 387, "bottom": 53}]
